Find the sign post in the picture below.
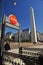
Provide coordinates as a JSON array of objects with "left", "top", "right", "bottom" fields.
[
  {"left": 6, "top": 14, "right": 20, "bottom": 48},
  {"left": 9, "top": 14, "right": 21, "bottom": 48},
  {"left": 0, "top": 14, "right": 20, "bottom": 64}
]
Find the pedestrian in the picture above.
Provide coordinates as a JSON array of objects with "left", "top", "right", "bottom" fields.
[{"left": 4, "top": 41, "right": 10, "bottom": 51}]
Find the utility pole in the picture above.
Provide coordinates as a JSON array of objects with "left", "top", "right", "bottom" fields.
[{"left": 0, "top": 15, "right": 5, "bottom": 65}]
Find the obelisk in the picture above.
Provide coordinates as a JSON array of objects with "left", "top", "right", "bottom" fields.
[{"left": 30, "top": 7, "right": 37, "bottom": 43}]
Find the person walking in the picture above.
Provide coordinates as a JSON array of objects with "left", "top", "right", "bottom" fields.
[{"left": 4, "top": 41, "right": 10, "bottom": 51}]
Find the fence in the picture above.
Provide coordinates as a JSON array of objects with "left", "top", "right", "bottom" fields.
[{"left": 3, "top": 47, "right": 42, "bottom": 65}]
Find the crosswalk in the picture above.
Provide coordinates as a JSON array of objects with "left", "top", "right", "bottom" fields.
[{"left": 3, "top": 56, "right": 25, "bottom": 65}]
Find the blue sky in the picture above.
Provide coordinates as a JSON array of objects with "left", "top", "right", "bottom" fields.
[{"left": 0, "top": 0, "right": 43, "bottom": 33}]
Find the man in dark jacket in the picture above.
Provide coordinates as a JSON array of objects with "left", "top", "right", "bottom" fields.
[{"left": 4, "top": 41, "right": 10, "bottom": 51}]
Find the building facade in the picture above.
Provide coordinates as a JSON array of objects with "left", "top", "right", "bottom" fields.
[{"left": 5, "top": 30, "right": 43, "bottom": 42}]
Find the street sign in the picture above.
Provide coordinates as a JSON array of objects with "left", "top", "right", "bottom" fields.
[
  {"left": 5, "top": 15, "right": 20, "bottom": 30},
  {"left": 5, "top": 22, "right": 20, "bottom": 30},
  {"left": 9, "top": 14, "right": 18, "bottom": 25}
]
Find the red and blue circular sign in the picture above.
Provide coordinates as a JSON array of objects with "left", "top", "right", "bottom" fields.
[{"left": 9, "top": 14, "right": 18, "bottom": 25}]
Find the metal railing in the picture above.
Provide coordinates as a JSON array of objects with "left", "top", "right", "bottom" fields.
[{"left": 3, "top": 48, "right": 40, "bottom": 65}]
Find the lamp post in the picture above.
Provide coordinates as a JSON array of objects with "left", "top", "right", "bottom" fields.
[{"left": 0, "top": 0, "right": 5, "bottom": 64}]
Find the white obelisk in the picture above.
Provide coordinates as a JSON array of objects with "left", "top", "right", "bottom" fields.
[{"left": 30, "top": 7, "right": 37, "bottom": 43}]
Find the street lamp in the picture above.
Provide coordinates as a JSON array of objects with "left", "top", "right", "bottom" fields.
[{"left": 14, "top": 2, "right": 16, "bottom": 5}]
